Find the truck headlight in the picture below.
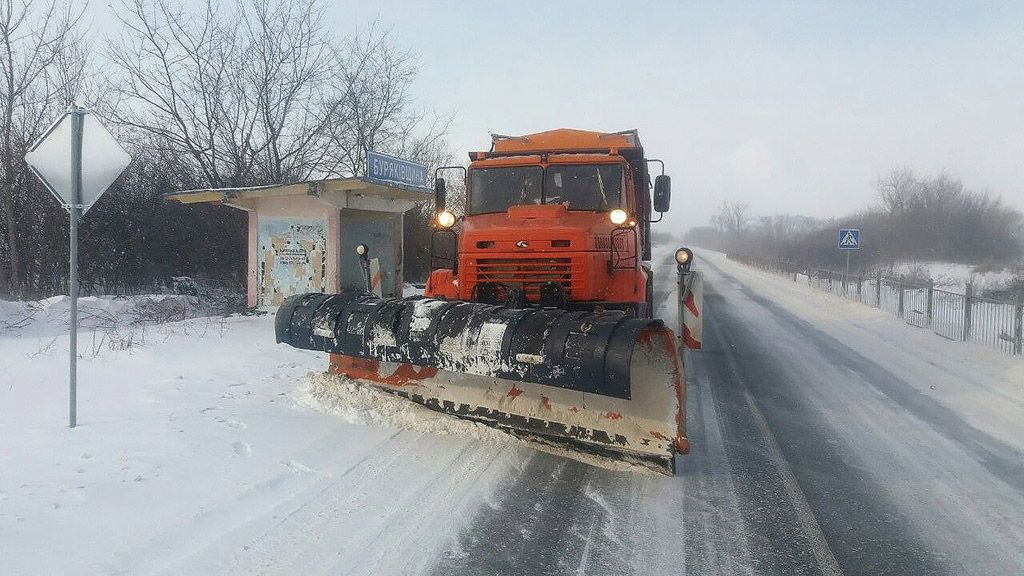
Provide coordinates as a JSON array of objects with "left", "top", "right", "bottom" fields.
[
  {"left": 436, "top": 210, "right": 456, "bottom": 228},
  {"left": 609, "top": 209, "right": 628, "bottom": 226}
]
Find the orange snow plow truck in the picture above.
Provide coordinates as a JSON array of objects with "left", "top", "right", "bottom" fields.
[{"left": 275, "top": 129, "right": 689, "bottom": 474}]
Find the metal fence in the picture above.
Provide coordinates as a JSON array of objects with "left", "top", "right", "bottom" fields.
[{"left": 727, "top": 254, "right": 1024, "bottom": 357}]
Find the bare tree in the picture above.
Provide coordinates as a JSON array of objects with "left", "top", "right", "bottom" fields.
[
  {"left": 327, "top": 23, "right": 451, "bottom": 178},
  {"left": 697, "top": 170, "right": 1022, "bottom": 269},
  {"left": 730, "top": 202, "right": 750, "bottom": 235},
  {"left": 107, "top": 0, "right": 340, "bottom": 187},
  {"left": 107, "top": 0, "right": 250, "bottom": 187},
  {"left": 237, "top": 0, "right": 340, "bottom": 182},
  {"left": 711, "top": 201, "right": 750, "bottom": 236},
  {"left": 106, "top": 1, "right": 448, "bottom": 191},
  {"left": 875, "top": 166, "right": 917, "bottom": 216},
  {"left": 0, "top": 0, "right": 88, "bottom": 296}
]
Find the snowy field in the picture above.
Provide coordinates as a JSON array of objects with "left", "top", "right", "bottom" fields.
[
  {"left": 881, "top": 260, "right": 1021, "bottom": 294},
  {"left": 0, "top": 298, "right": 524, "bottom": 575}
]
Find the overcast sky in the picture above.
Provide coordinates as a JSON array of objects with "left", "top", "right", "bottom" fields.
[{"left": 92, "top": 1, "right": 1024, "bottom": 231}]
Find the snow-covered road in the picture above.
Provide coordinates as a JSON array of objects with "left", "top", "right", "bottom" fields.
[
  {"left": 678, "top": 252, "right": 1024, "bottom": 575},
  {"left": 434, "top": 250, "right": 1024, "bottom": 576},
  {"left": 3, "top": 250, "right": 1023, "bottom": 575}
]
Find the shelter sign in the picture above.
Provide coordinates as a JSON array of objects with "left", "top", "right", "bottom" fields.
[{"left": 367, "top": 150, "right": 428, "bottom": 189}]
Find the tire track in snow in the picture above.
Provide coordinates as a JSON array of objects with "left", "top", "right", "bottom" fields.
[
  {"left": 682, "top": 368, "right": 757, "bottom": 574},
  {"left": 708, "top": 257, "right": 1024, "bottom": 492},
  {"left": 123, "top": 429, "right": 402, "bottom": 574},
  {"left": 206, "top": 433, "right": 515, "bottom": 576},
  {"left": 429, "top": 250, "right": 831, "bottom": 576},
  {"left": 699, "top": 255, "right": 952, "bottom": 575},
  {"left": 705, "top": 309, "right": 842, "bottom": 576},
  {"left": 128, "top": 428, "right": 518, "bottom": 575}
]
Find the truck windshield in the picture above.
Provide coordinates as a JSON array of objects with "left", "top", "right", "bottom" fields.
[
  {"left": 544, "top": 164, "right": 622, "bottom": 211},
  {"left": 469, "top": 167, "right": 542, "bottom": 214},
  {"left": 467, "top": 164, "right": 623, "bottom": 214}
]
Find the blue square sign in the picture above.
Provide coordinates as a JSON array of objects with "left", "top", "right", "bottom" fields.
[
  {"left": 838, "top": 228, "right": 861, "bottom": 250},
  {"left": 367, "top": 150, "right": 429, "bottom": 189}
]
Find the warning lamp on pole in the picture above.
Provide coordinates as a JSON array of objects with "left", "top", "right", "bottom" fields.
[
  {"left": 675, "top": 247, "right": 693, "bottom": 274},
  {"left": 356, "top": 244, "right": 372, "bottom": 292},
  {"left": 436, "top": 210, "right": 456, "bottom": 228}
]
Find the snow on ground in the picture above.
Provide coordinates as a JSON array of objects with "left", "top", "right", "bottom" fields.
[
  {"left": 403, "top": 283, "right": 425, "bottom": 297},
  {"left": 1, "top": 281, "right": 676, "bottom": 574},
  {"left": 297, "top": 373, "right": 512, "bottom": 443},
  {"left": 705, "top": 250, "right": 1024, "bottom": 451},
  {"left": 880, "top": 260, "right": 1021, "bottom": 293},
  {"left": 0, "top": 301, "right": 521, "bottom": 575},
  {"left": 0, "top": 294, "right": 198, "bottom": 337},
  {"left": 6, "top": 255, "right": 1019, "bottom": 574}
]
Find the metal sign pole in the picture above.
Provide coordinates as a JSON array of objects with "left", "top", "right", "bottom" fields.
[
  {"left": 68, "top": 106, "right": 84, "bottom": 428},
  {"left": 845, "top": 250, "right": 850, "bottom": 284},
  {"left": 25, "top": 105, "right": 131, "bottom": 428}
]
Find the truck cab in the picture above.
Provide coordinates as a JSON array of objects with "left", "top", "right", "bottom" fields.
[{"left": 426, "top": 128, "right": 670, "bottom": 317}]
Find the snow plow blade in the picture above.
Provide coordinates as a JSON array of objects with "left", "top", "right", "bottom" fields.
[{"left": 276, "top": 291, "right": 688, "bottom": 474}]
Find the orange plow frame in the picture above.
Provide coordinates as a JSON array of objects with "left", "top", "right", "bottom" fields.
[{"left": 328, "top": 326, "right": 688, "bottom": 474}]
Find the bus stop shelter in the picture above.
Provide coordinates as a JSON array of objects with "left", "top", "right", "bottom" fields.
[{"left": 167, "top": 177, "right": 429, "bottom": 307}]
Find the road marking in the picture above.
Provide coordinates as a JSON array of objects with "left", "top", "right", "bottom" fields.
[
  {"left": 575, "top": 515, "right": 598, "bottom": 576},
  {"left": 707, "top": 302, "right": 846, "bottom": 576},
  {"left": 692, "top": 370, "right": 756, "bottom": 572}
]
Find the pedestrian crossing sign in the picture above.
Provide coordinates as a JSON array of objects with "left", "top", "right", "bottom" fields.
[{"left": 838, "top": 228, "right": 861, "bottom": 250}]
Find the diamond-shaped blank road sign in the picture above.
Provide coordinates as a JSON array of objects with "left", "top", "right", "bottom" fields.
[{"left": 25, "top": 109, "right": 131, "bottom": 214}]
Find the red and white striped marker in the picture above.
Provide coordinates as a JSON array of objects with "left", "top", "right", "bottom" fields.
[
  {"left": 680, "top": 271, "right": 703, "bottom": 349},
  {"left": 369, "top": 257, "right": 383, "bottom": 297}
]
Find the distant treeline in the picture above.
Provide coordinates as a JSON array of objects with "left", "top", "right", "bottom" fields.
[{"left": 686, "top": 168, "right": 1024, "bottom": 271}]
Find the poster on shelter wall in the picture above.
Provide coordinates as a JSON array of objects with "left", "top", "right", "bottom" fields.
[{"left": 257, "top": 217, "right": 328, "bottom": 306}]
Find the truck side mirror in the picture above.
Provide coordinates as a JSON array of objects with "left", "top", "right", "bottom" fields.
[
  {"left": 653, "top": 174, "right": 671, "bottom": 213},
  {"left": 434, "top": 177, "right": 447, "bottom": 211}
]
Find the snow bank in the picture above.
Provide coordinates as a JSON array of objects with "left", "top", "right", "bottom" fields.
[
  {"left": 0, "top": 310, "right": 527, "bottom": 575},
  {"left": 0, "top": 294, "right": 202, "bottom": 338},
  {"left": 295, "top": 373, "right": 512, "bottom": 442},
  {"left": 877, "top": 261, "right": 1021, "bottom": 293}
]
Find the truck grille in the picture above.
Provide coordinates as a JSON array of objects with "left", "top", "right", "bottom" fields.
[
  {"left": 595, "top": 235, "right": 626, "bottom": 250},
  {"left": 474, "top": 258, "right": 573, "bottom": 297}
]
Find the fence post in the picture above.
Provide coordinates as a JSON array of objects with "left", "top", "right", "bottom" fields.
[
  {"left": 926, "top": 279, "right": 934, "bottom": 328},
  {"left": 875, "top": 273, "right": 882, "bottom": 308},
  {"left": 856, "top": 276, "right": 862, "bottom": 302},
  {"left": 1014, "top": 291, "right": 1023, "bottom": 356},
  {"left": 962, "top": 284, "right": 973, "bottom": 342},
  {"left": 897, "top": 282, "right": 905, "bottom": 318}
]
